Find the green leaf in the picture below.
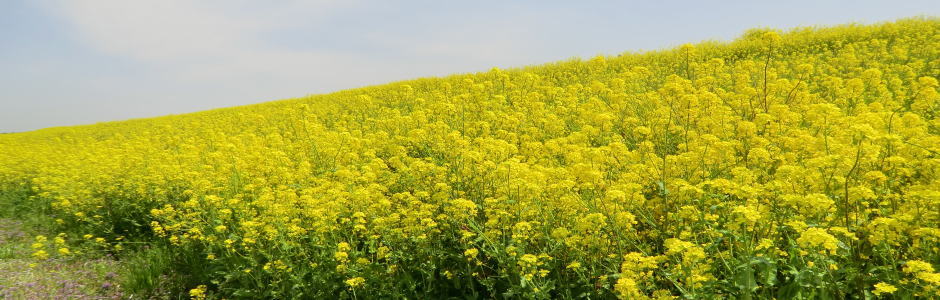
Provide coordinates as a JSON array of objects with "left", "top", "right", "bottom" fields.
[
  {"left": 751, "top": 257, "right": 777, "bottom": 286},
  {"left": 734, "top": 267, "right": 757, "bottom": 292},
  {"left": 777, "top": 282, "right": 802, "bottom": 299}
]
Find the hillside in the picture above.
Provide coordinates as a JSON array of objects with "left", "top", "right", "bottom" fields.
[{"left": 1, "top": 18, "right": 939, "bottom": 299}]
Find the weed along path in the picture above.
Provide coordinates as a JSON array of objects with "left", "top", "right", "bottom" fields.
[{"left": 0, "top": 219, "right": 126, "bottom": 299}]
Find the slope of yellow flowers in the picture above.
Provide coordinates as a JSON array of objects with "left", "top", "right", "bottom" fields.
[{"left": 1, "top": 18, "right": 939, "bottom": 298}]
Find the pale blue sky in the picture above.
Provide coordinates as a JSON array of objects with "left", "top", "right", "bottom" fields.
[{"left": 1, "top": 1, "right": 938, "bottom": 132}]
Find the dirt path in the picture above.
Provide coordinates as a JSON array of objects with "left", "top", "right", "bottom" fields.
[{"left": 0, "top": 219, "right": 126, "bottom": 299}]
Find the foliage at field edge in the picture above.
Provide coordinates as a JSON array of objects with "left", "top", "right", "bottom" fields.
[{"left": 1, "top": 18, "right": 939, "bottom": 299}]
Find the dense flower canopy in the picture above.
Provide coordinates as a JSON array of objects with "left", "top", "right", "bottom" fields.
[{"left": 1, "top": 18, "right": 938, "bottom": 298}]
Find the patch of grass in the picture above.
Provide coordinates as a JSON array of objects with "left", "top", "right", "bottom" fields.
[
  {"left": 0, "top": 186, "right": 191, "bottom": 298},
  {"left": 0, "top": 257, "right": 126, "bottom": 299},
  {"left": 0, "top": 242, "right": 26, "bottom": 259},
  {"left": 0, "top": 219, "right": 29, "bottom": 259},
  {"left": 119, "top": 244, "right": 189, "bottom": 299},
  {"left": 120, "top": 245, "right": 172, "bottom": 296},
  {"left": 0, "top": 218, "right": 127, "bottom": 299}
]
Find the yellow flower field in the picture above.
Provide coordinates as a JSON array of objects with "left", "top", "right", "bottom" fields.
[{"left": 1, "top": 18, "right": 938, "bottom": 298}]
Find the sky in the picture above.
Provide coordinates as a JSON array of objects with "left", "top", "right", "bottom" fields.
[{"left": 1, "top": 1, "right": 938, "bottom": 133}]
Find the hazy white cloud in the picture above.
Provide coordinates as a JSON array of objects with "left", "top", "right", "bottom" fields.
[
  {"left": 45, "top": 0, "right": 358, "bottom": 88},
  {"left": 368, "top": 20, "right": 542, "bottom": 65},
  {"left": 47, "top": 0, "right": 349, "bottom": 60},
  {"left": 52, "top": 1, "right": 247, "bottom": 61},
  {"left": 41, "top": 0, "right": 544, "bottom": 98}
]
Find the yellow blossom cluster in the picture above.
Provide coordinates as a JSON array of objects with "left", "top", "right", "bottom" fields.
[{"left": 0, "top": 18, "right": 938, "bottom": 298}]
